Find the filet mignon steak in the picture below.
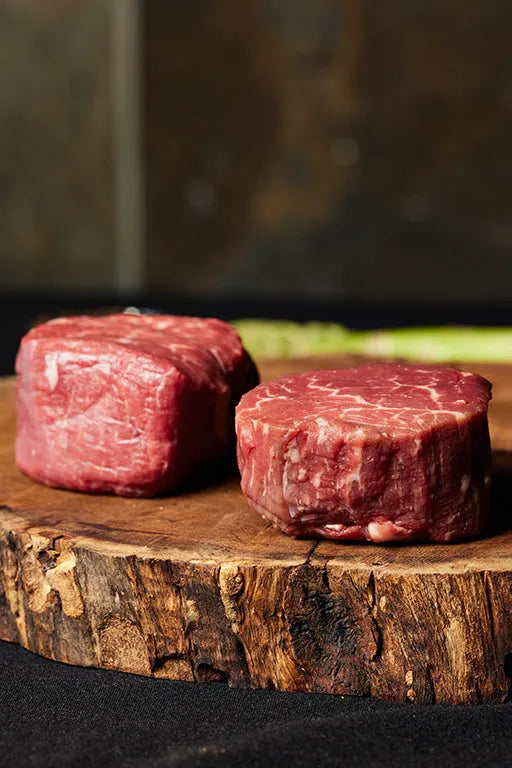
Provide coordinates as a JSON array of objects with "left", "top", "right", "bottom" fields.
[
  {"left": 16, "top": 313, "right": 258, "bottom": 496},
  {"left": 235, "top": 364, "right": 492, "bottom": 542}
]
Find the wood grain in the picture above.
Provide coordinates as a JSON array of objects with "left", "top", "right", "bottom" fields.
[{"left": 1, "top": 358, "right": 512, "bottom": 703}]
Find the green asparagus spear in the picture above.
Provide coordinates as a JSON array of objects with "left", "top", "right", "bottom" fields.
[
  {"left": 232, "top": 320, "right": 512, "bottom": 363},
  {"left": 344, "top": 327, "right": 512, "bottom": 362}
]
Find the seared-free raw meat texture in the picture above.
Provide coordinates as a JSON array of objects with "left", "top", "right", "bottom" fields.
[
  {"left": 16, "top": 314, "right": 258, "bottom": 496},
  {"left": 236, "top": 364, "right": 492, "bottom": 542}
]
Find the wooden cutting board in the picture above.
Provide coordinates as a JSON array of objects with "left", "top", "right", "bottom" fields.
[{"left": 1, "top": 357, "right": 512, "bottom": 705}]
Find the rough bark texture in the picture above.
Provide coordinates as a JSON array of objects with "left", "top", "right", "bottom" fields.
[{"left": 1, "top": 357, "right": 512, "bottom": 704}]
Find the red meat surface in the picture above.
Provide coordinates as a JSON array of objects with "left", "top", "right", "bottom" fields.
[
  {"left": 16, "top": 313, "right": 258, "bottom": 496},
  {"left": 236, "top": 364, "right": 492, "bottom": 542}
]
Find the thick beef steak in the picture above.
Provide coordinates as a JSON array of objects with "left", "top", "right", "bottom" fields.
[
  {"left": 236, "top": 364, "right": 492, "bottom": 542},
  {"left": 16, "top": 314, "right": 258, "bottom": 496}
]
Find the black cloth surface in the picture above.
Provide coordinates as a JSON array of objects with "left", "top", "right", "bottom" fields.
[
  {"left": 0, "top": 641, "right": 511, "bottom": 768},
  {"left": 2, "top": 295, "right": 512, "bottom": 767}
]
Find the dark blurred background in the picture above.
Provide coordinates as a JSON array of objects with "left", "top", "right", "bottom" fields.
[{"left": 1, "top": 0, "right": 512, "bottom": 323}]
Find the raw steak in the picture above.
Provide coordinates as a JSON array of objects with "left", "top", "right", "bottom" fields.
[
  {"left": 16, "top": 313, "right": 258, "bottom": 496},
  {"left": 235, "top": 364, "right": 492, "bottom": 542}
]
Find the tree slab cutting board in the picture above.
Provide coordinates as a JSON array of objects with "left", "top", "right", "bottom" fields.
[{"left": 1, "top": 357, "right": 512, "bottom": 704}]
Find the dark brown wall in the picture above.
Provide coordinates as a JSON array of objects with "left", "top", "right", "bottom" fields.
[
  {"left": 144, "top": 0, "right": 512, "bottom": 301},
  {"left": 0, "top": 0, "right": 113, "bottom": 292},
  {"left": 1, "top": 1, "right": 511, "bottom": 302}
]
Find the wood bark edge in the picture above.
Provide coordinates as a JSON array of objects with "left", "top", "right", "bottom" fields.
[{"left": 0, "top": 521, "right": 510, "bottom": 704}]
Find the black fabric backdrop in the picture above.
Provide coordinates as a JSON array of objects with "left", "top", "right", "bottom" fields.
[
  {"left": 2, "top": 295, "right": 512, "bottom": 768},
  {"left": 1, "top": 642, "right": 512, "bottom": 768}
]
